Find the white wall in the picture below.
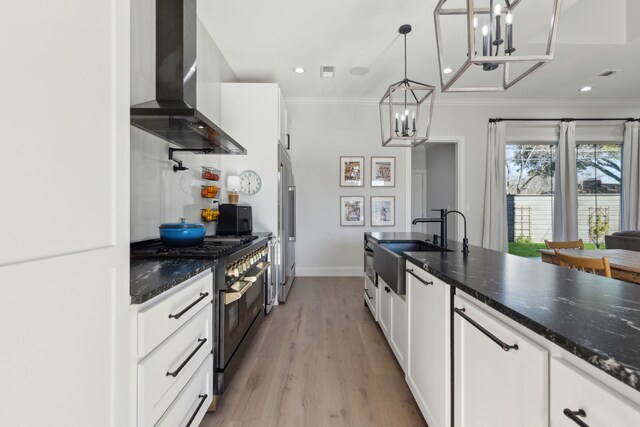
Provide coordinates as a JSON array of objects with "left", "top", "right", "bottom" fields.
[
  {"left": 288, "top": 99, "right": 639, "bottom": 275},
  {"left": 288, "top": 101, "right": 410, "bottom": 276},
  {"left": 130, "top": 0, "right": 236, "bottom": 241}
]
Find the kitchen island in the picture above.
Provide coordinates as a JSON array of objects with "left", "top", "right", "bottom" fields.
[{"left": 365, "top": 231, "right": 640, "bottom": 427}]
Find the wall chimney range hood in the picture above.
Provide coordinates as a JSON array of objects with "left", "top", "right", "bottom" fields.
[{"left": 130, "top": 0, "right": 246, "bottom": 155}]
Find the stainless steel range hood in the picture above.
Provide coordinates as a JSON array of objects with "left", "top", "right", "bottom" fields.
[{"left": 130, "top": 0, "right": 246, "bottom": 154}]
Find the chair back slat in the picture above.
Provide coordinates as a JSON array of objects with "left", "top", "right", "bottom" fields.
[
  {"left": 545, "top": 239, "right": 585, "bottom": 250},
  {"left": 553, "top": 249, "right": 612, "bottom": 278}
]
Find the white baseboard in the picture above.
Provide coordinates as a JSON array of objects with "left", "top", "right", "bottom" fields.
[{"left": 296, "top": 267, "right": 363, "bottom": 277}]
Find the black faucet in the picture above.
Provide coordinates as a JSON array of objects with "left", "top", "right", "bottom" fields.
[
  {"left": 412, "top": 209, "right": 448, "bottom": 247},
  {"left": 443, "top": 210, "right": 470, "bottom": 256}
]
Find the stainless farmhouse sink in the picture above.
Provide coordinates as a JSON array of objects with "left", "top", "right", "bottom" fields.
[{"left": 373, "top": 241, "right": 451, "bottom": 295}]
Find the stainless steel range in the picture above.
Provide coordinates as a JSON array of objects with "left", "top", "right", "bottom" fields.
[{"left": 130, "top": 233, "right": 272, "bottom": 410}]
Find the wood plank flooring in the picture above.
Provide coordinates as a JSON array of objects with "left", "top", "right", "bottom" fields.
[{"left": 202, "top": 277, "right": 427, "bottom": 427}]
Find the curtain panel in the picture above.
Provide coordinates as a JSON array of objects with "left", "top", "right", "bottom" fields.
[
  {"left": 482, "top": 121, "right": 508, "bottom": 252},
  {"left": 622, "top": 121, "right": 640, "bottom": 230},
  {"left": 553, "top": 121, "right": 578, "bottom": 241}
]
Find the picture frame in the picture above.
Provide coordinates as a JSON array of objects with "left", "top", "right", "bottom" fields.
[
  {"left": 340, "top": 156, "right": 365, "bottom": 187},
  {"left": 371, "top": 156, "right": 395, "bottom": 187},
  {"left": 371, "top": 196, "right": 395, "bottom": 227},
  {"left": 340, "top": 196, "right": 365, "bottom": 226}
]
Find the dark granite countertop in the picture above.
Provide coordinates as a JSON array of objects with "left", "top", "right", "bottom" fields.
[
  {"left": 365, "top": 232, "right": 640, "bottom": 392},
  {"left": 130, "top": 259, "right": 216, "bottom": 304},
  {"left": 130, "top": 233, "right": 272, "bottom": 305}
]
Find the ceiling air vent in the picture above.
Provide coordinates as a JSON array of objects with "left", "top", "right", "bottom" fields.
[{"left": 321, "top": 66, "right": 335, "bottom": 78}]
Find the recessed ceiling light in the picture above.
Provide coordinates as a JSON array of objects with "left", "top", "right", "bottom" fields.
[
  {"left": 443, "top": 67, "right": 453, "bottom": 74},
  {"left": 293, "top": 67, "right": 305, "bottom": 74},
  {"left": 349, "top": 66, "right": 369, "bottom": 76},
  {"left": 580, "top": 86, "right": 593, "bottom": 92}
]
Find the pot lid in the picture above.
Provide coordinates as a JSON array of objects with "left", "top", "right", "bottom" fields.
[{"left": 159, "top": 218, "right": 205, "bottom": 230}]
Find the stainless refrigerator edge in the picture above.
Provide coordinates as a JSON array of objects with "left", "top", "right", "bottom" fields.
[{"left": 277, "top": 145, "right": 296, "bottom": 302}]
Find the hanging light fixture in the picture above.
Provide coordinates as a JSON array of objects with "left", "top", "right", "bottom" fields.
[
  {"left": 434, "top": 0, "right": 562, "bottom": 92},
  {"left": 379, "top": 25, "right": 436, "bottom": 148}
]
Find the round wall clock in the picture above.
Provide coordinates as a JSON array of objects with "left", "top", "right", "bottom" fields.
[{"left": 239, "top": 170, "right": 263, "bottom": 195}]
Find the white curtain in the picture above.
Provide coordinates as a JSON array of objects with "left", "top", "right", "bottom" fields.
[
  {"left": 622, "top": 121, "right": 640, "bottom": 230},
  {"left": 482, "top": 121, "right": 508, "bottom": 252},
  {"left": 553, "top": 121, "right": 578, "bottom": 241}
]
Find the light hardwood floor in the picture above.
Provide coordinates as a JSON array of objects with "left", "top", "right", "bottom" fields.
[{"left": 202, "top": 277, "right": 427, "bottom": 427}]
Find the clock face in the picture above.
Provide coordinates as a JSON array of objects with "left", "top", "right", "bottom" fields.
[{"left": 239, "top": 170, "right": 263, "bottom": 195}]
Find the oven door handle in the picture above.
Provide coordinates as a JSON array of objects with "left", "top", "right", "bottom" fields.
[{"left": 224, "top": 262, "right": 271, "bottom": 305}]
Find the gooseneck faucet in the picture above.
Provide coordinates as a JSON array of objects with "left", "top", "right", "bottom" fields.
[
  {"left": 443, "top": 210, "right": 469, "bottom": 256},
  {"left": 412, "top": 209, "right": 448, "bottom": 247}
]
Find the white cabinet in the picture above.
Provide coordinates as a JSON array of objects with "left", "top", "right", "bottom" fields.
[
  {"left": 377, "top": 277, "right": 408, "bottom": 371},
  {"left": 131, "top": 270, "right": 214, "bottom": 427},
  {"left": 378, "top": 277, "right": 392, "bottom": 339},
  {"left": 278, "top": 89, "right": 288, "bottom": 147},
  {"left": 453, "top": 295, "right": 549, "bottom": 427},
  {"left": 550, "top": 357, "right": 640, "bottom": 426},
  {"left": 364, "top": 275, "right": 378, "bottom": 321},
  {"left": 406, "top": 263, "right": 451, "bottom": 427}
]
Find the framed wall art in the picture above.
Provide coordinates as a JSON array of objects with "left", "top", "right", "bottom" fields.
[
  {"left": 340, "top": 196, "right": 365, "bottom": 226},
  {"left": 371, "top": 196, "right": 395, "bottom": 227},
  {"left": 340, "top": 156, "right": 364, "bottom": 187},
  {"left": 371, "top": 156, "right": 395, "bottom": 187}
]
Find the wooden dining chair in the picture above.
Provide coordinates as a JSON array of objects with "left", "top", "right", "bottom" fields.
[
  {"left": 553, "top": 249, "right": 612, "bottom": 278},
  {"left": 544, "top": 239, "right": 585, "bottom": 250}
]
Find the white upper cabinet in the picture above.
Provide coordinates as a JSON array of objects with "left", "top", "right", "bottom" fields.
[
  {"left": 0, "top": 0, "right": 130, "bottom": 425},
  {"left": 278, "top": 89, "right": 288, "bottom": 147},
  {"left": 454, "top": 295, "right": 549, "bottom": 427}
]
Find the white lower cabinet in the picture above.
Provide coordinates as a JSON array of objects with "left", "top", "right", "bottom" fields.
[
  {"left": 363, "top": 275, "right": 378, "bottom": 321},
  {"left": 406, "top": 262, "right": 451, "bottom": 427},
  {"left": 378, "top": 277, "right": 392, "bottom": 339},
  {"left": 131, "top": 270, "right": 214, "bottom": 427},
  {"left": 156, "top": 355, "right": 214, "bottom": 427},
  {"left": 550, "top": 357, "right": 640, "bottom": 426},
  {"left": 378, "top": 277, "right": 408, "bottom": 372},
  {"left": 453, "top": 295, "right": 549, "bottom": 427}
]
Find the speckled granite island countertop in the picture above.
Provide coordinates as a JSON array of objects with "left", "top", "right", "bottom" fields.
[
  {"left": 130, "top": 258, "right": 216, "bottom": 304},
  {"left": 366, "top": 232, "right": 640, "bottom": 392}
]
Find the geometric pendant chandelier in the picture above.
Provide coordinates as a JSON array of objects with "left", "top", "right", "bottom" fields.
[
  {"left": 379, "top": 25, "right": 436, "bottom": 148},
  {"left": 434, "top": 0, "right": 562, "bottom": 92}
]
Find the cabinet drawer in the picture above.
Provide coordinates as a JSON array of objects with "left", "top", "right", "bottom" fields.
[
  {"left": 364, "top": 275, "right": 377, "bottom": 320},
  {"left": 138, "top": 305, "right": 212, "bottom": 427},
  {"left": 550, "top": 357, "right": 640, "bottom": 426},
  {"left": 138, "top": 271, "right": 213, "bottom": 357},
  {"left": 156, "top": 355, "right": 213, "bottom": 427}
]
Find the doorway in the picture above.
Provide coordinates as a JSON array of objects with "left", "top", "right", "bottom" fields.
[{"left": 409, "top": 139, "right": 464, "bottom": 240}]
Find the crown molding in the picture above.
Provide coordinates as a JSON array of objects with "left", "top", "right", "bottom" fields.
[{"left": 285, "top": 96, "right": 640, "bottom": 108}]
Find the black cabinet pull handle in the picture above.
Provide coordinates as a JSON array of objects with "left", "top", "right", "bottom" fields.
[
  {"left": 454, "top": 307, "right": 519, "bottom": 352},
  {"left": 563, "top": 409, "right": 589, "bottom": 427},
  {"left": 166, "top": 338, "right": 207, "bottom": 377},
  {"left": 384, "top": 286, "right": 391, "bottom": 293},
  {"left": 364, "top": 289, "right": 374, "bottom": 300},
  {"left": 406, "top": 268, "right": 433, "bottom": 286},
  {"left": 168, "top": 292, "right": 210, "bottom": 319},
  {"left": 185, "top": 394, "right": 209, "bottom": 427}
]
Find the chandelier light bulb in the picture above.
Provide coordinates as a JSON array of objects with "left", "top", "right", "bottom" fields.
[
  {"left": 494, "top": 4, "right": 502, "bottom": 15},
  {"left": 473, "top": 17, "right": 478, "bottom": 29},
  {"left": 482, "top": 25, "right": 489, "bottom": 36},
  {"left": 506, "top": 13, "right": 513, "bottom": 25},
  {"left": 405, "top": 109, "right": 409, "bottom": 116},
  {"left": 395, "top": 112, "right": 399, "bottom": 118},
  {"left": 401, "top": 115, "right": 406, "bottom": 121}
]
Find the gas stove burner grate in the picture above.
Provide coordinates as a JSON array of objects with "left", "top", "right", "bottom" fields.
[{"left": 131, "top": 239, "right": 244, "bottom": 259}]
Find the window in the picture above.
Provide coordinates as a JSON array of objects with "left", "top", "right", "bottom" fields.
[
  {"left": 506, "top": 142, "right": 623, "bottom": 257},
  {"left": 506, "top": 144, "right": 555, "bottom": 256},
  {"left": 576, "top": 144, "right": 622, "bottom": 247}
]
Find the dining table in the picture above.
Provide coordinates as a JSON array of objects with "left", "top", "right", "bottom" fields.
[{"left": 540, "top": 248, "right": 640, "bottom": 285}]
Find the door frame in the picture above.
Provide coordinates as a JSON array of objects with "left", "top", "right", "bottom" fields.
[
  {"left": 405, "top": 136, "right": 466, "bottom": 240},
  {"left": 411, "top": 170, "right": 428, "bottom": 233}
]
